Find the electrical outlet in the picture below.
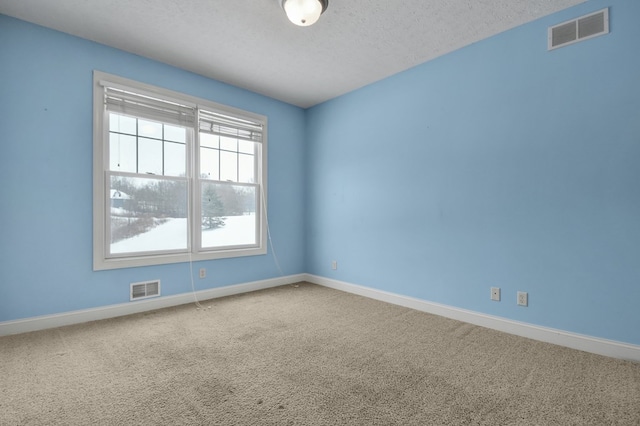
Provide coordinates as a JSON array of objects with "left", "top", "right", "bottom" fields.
[
  {"left": 491, "top": 287, "right": 500, "bottom": 301},
  {"left": 331, "top": 260, "right": 337, "bottom": 270},
  {"left": 199, "top": 268, "right": 206, "bottom": 279},
  {"left": 517, "top": 291, "right": 528, "bottom": 306}
]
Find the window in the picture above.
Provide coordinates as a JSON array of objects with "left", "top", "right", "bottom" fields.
[{"left": 93, "top": 71, "right": 267, "bottom": 270}]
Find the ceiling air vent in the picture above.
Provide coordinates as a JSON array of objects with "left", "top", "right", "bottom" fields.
[
  {"left": 130, "top": 280, "right": 161, "bottom": 301},
  {"left": 548, "top": 8, "right": 609, "bottom": 50}
]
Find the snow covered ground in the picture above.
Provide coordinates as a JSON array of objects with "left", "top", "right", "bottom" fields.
[
  {"left": 202, "top": 214, "right": 256, "bottom": 248},
  {"left": 110, "top": 215, "right": 256, "bottom": 254}
]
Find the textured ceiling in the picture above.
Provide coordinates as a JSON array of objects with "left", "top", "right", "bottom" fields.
[{"left": 0, "top": 0, "right": 585, "bottom": 108}]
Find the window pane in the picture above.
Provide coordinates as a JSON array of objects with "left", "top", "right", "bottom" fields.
[
  {"left": 109, "top": 113, "right": 136, "bottom": 135},
  {"left": 238, "top": 140, "right": 255, "bottom": 154},
  {"left": 200, "top": 133, "right": 219, "bottom": 149},
  {"left": 109, "top": 175, "right": 188, "bottom": 255},
  {"left": 164, "top": 141, "right": 186, "bottom": 177},
  {"left": 200, "top": 147, "right": 219, "bottom": 179},
  {"left": 109, "top": 133, "right": 137, "bottom": 172},
  {"left": 138, "top": 119, "right": 162, "bottom": 139},
  {"left": 164, "top": 125, "right": 186, "bottom": 143},
  {"left": 201, "top": 182, "right": 257, "bottom": 249},
  {"left": 220, "top": 150, "right": 238, "bottom": 182},
  {"left": 219, "top": 136, "right": 237, "bottom": 152},
  {"left": 138, "top": 137, "right": 163, "bottom": 175},
  {"left": 238, "top": 153, "right": 255, "bottom": 183}
]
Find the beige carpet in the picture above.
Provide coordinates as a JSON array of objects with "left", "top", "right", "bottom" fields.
[{"left": 1, "top": 282, "right": 639, "bottom": 425}]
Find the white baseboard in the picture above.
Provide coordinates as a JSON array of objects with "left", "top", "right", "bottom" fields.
[
  {"left": 0, "top": 274, "right": 306, "bottom": 337},
  {"left": 305, "top": 274, "right": 640, "bottom": 363},
  {"left": 4, "top": 273, "right": 638, "bottom": 362}
]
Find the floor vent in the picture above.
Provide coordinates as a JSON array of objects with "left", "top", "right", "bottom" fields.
[
  {"left": 130, "top": 280, "right": 161, "bottom": 301},
  {"left": 548, "top": 8, "right": 609, "bottom": 50}
]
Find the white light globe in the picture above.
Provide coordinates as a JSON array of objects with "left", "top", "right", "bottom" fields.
[{"left": 284, "top": 0, "right": 323, "bottom": 26}]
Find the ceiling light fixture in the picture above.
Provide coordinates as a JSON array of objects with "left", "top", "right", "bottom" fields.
[{"left": 280, "top": 0, "right": 328, "bottom": 27}]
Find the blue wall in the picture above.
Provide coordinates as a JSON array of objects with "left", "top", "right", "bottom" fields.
[
  {"left": 0, "top": 15, "right": 306, "bottom": 321},
  {"left": 306, "top": 0, "right": 640, "bottom": 345}
]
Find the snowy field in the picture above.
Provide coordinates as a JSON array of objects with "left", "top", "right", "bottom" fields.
[{"left": 111, "top": 215, "right": 256, "bottom": 254}]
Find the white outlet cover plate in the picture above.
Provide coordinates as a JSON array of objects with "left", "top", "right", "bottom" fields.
[{"left": 517, "top": 291, "right": 528, "bottom": 306}]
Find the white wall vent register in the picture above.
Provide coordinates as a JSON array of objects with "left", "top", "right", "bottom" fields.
[
  {"left": 130, "top": 280, "right": 161, "bottom": 301},
  {"left": 548, "top": 8, "right": 609, "bottom": 50}
]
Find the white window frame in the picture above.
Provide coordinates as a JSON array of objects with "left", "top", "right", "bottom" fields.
[{"left": 93, "top": 71, "right": 267, "bottom": 270}]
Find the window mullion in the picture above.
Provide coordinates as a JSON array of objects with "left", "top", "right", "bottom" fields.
[
  {"left": 135, "top": 119, "right": 140, "bottom": 174},
  {"left": 236, "top": 131, "right": 240, "bottom": 182},
  {"left": 191, "top": 126, "right": 199, "bottom": 254},
  {"left": 161, "top": 125, "right": 165, "bottom": 177}
]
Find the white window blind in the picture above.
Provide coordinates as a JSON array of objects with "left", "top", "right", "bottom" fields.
[
  {"left": 199, "top": 109, "right": 263, "bottom": 143},
  {"left": 103, "top": 86, "right": 196, "bottom": 127}
]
